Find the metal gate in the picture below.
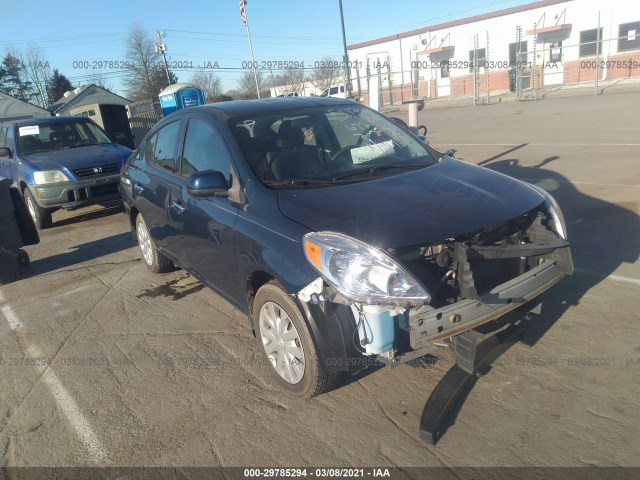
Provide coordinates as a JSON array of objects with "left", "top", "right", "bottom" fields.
[{"left": 126, "top": 100, "right": 161, "bottom": 148}]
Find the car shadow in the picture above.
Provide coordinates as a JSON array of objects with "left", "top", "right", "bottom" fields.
[
  {"left": 51, "top": 201, "right": 124, "bottom": 229},
  {"left": 27, "top": 231, "right": 137, "bottom": 276},
  {"left": 481, "top": 156, "right": 639, "bottom": 346},
  {"left": 417, "top": 152, "right": 640, "bottom": 444}
]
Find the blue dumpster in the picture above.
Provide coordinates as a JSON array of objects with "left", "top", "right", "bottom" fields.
[{"left": 159, "top": 83, "right": 206, "bottom": 117}]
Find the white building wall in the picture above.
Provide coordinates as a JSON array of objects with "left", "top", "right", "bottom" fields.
[{"left": 347, "top": 0, "right": 637, "bottom": 99}]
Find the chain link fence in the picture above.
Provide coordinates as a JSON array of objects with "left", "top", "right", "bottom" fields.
[{"left": 347, "top": 26, "right": 640, "bottom": 109}]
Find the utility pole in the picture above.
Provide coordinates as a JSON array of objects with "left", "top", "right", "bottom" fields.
[
  {"left": 155, "top": 30, "right": 172, "bottom": 85},
  {"left": 338, "top": 0, "right": 352, "bottom": 98}
]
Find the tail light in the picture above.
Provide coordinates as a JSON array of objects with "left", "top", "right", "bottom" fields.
[{"left": 120, "top": 164, "right": 129, "bottom": 175}]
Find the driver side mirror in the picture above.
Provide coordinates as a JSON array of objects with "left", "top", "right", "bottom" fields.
[
  {"left": 187, "top": 170, "right": 229, "bottom": 197},
  {"left": 0, "top": 147, "right": 12, "bottom": 158}
]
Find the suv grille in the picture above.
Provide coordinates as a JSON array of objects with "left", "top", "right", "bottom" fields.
[{"left": 74, "top": 163, "right": 120, "bottom": 178}]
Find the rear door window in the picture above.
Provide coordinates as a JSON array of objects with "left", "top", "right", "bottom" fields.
[{"left": 146, "top": 120, "right": 181, "bottom": 172}]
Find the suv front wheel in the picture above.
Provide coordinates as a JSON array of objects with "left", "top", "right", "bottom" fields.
[{"left": 24, "top": 189, "right": 52, "bottom": 229}]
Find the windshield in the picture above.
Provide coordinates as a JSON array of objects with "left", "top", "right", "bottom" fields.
[
  {"left": 232, "top": 104, "right": 436, "bottom": 188},
  {"left": 16, "top": 120, "right": 112, "bottom": 155}
]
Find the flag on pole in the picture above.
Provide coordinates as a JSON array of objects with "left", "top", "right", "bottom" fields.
[{"left": 239, "top": 0, "right": 247, "bottom": 26}]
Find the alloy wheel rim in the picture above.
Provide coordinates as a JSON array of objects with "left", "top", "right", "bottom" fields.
[
  {"left": 259, "top": 302, "right": 305, "bottom": 384},
  {"left": 137, "top": 220, "right": 153, "bottom": 266},
  {"left": 26, "top": 196, "right": 36, "bottom": 222}
]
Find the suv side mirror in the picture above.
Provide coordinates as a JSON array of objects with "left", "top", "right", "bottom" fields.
[
  {"left": 187, "top": 170, "right": 229, "bottom": 197},
  {"left": 0, "top": 147, "right": 12, "bottom": 158}
]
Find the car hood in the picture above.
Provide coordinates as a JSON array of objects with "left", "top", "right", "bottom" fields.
[
  {"left": 22, "top": 144, "right": 130, "bottom": 172},
  {"left": 277, "top": 157, "right": 545, "bottom": 249}
]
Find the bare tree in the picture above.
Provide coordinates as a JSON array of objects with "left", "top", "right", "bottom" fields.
[
  {"left": 22, "top": 47, "right": 51, "bottom": 107},
  {"left": 123, "top": 24, "right": 176, "bottom": 101},
  {"left": 310, "top": 56, "right": 342, "bottom": 94},
  {"left": 189, "top": 70, "right": 222, "bottom": 103},
  {"left": 87, "top": 69, "right": 114, "bottom": 92},
  {"left": 237, "top": 70, "right": 269, "bottom": 99},
  {"left": 279, "top": 67, "right": 307, "bottom": 95}
]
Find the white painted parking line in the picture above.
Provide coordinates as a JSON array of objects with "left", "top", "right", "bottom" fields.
[
  {"left": 519, "top": 179, "right": 640, "bottom": 188},
  {"left": 0, "top": 303, "right": 109, "bottom": 464},
  {"left": 26, "top": 345, "right": 110, "bottom": 464},
  {"left": 1, "top": 305, "right": 23, "bottom": 330},
  {"left": 575, "top": 268, "right": 640, "bottom": 287},
  {"left": 609, "top": 275, "right": 640, "bottom": 287}
]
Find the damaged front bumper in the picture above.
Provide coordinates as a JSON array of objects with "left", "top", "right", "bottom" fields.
[
  {"left": 298, "top": 231, "right": 573, "bottom": 371},
  {"left": 408, "top": 257, "right": 567, "bottom": 350}
]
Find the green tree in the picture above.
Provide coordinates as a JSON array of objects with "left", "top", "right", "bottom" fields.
[
  {"left": 47, "top": 69, "right": 73, "bottom": 104},
  {"left": 0, "top": 53, "right": 34, "bottom": 102}
]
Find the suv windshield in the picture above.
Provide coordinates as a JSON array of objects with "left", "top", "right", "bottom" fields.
[
  {"left": 232, "top": 104, "right": 436, "bottom": 188},
  {"left": 16, "top": 120, "right": 112, "bottom": 155}
]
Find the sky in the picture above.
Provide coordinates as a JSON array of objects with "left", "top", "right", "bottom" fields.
[{"left": 0, "top": 0, "right": 533, "bottom": 96}]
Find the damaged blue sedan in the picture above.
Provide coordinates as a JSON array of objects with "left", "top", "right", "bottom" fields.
[{"left": 121, "top": 97, "right": 573, "bottom": 398}]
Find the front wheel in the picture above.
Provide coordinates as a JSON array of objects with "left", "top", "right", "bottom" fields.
[
  {"left": 24, "top": 189, "right": 52, "bottom": 229},
  {"left": 253, "top": 281, "right": 338, "bottom": 398}
]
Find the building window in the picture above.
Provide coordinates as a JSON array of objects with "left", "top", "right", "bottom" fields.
[
  {"left": 468, "top": 48, "right": 486, "bottom": 72},
  {"left": 579, "top": 28, "right": 603, "bottom": 57},
  {"left": 509, "top": 41, "right": 528, "bottom": 67},
  {"left": 441, "top": 60, "right": 450, "bottom": 78},
  {"left": 549, "top": 41, "right": 562, "bottom": 63},
  {"left": 618, "top": 21, "right": 640, "bottom": 52}
]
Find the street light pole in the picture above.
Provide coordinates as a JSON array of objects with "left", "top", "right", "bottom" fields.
[{"left": 338, "top": 0, "right": 351, "bottom": 98}]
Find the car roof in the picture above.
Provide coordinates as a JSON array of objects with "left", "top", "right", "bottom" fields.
[
  {"left": 0, "top": 116, "right": 91, "bottom": 128},
  {"left": 196, "top": 96, "right": 355, "bottom": 118}
]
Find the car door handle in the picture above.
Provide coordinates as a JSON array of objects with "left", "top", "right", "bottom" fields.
[
  {"left": 170, "top": 201, "right": 186, "bottom": 214},
  {"left": 133, "top": 184, "right": 144, "bottom": 193}
]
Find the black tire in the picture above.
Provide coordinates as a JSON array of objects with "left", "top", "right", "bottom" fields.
[
  {"left": 17, "top": 249, "right": 30, "bottom": 274},
  {"left": 253, "top": 281, "right": 338, "bottom": 398},
  {"left": 23, "top": 189, "right": 52, "bottom": 229},
  {"left": 135, "top": 214, "right": 173, "bottom": 274}
]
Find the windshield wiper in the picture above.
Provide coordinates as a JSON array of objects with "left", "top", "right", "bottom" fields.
[
  {"left": 263, "top": 178, "right": 340, "bottom": 187},
  {"left": 64, "top": 143, "right": 100, "bottom": 149},
  {"left": 331, "top": 162, "right": 428, "bottom": 181}
]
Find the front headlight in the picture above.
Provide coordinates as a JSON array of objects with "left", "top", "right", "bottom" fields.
[
  {"left": 303, "top": 232, "right": 430, "bottom": 305},
  {"left": 33, "top": 170, "right": 70, "bottom": 185},
  {"left": 528, "top": 184, "right": 567, "bottom": 240}
]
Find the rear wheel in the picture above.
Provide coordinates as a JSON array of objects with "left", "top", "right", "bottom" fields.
[
  {"left": 24, "top": 189, "right": 52, "bottom": 229},
  {"left": 253, "top": 281, "right": 338, "bottom": 398},
  {"left": 135, "top": 214, "right": 172, "bottom": 273}
]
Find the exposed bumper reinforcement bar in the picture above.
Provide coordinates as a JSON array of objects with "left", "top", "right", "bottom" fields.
[{"left": 409, "top": 259, "right": 566, "bottom": 349}]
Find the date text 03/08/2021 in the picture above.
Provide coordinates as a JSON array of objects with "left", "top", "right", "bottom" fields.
[{"left": 243, "top": 468, "right": 391, "bottom": 477}]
